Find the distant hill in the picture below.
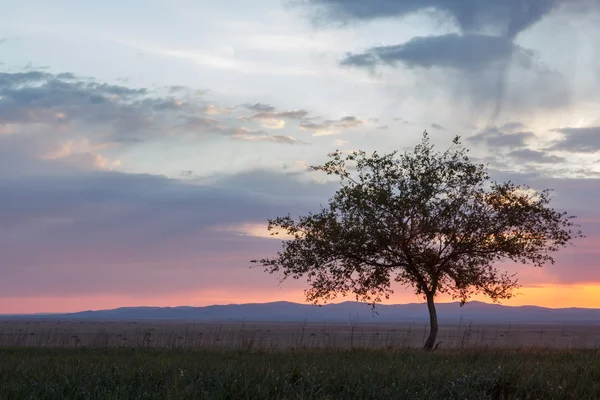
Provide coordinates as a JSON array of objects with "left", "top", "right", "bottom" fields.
[{"left": 3, "top": 301, "right": 600, "bottom": 325}]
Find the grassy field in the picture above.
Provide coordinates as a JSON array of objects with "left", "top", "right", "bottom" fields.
[
  {"left": 2, "top": 319, "right": 600, "bottom": 349},
  {"left": 3, "top": 320, "right": 599, "bottom": 398},
  {"left": 2, "top": 347, "right": 600, "bottom": 399}
]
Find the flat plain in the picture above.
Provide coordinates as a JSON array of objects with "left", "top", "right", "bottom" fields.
[
  {"left": 2, "top": 319, "right": 600, "bottom": 349},
  {"left": 3, "top": 320, "right": 600, "bottom": 399}
]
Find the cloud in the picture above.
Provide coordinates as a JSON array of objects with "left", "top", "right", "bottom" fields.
[
  {"left": 507, "top": 148, "right": 567, "bottom": 164},
  {"left": 341, "top": 34, "right": 529, "bottom": 72},
  {"left": 1, "top": 161, "right": 598, "bottom": 299},
  {"left": 183, "top": 116, "right": 220, "bottom": 130},
  {"left": 303, "top": 0, "right": 576, "bottom": 39},
  {"left": 300, "top": 115, "right": 364, "bottom": 136},
  {"left": 237, "top": 108, "right": 313, "bottom": 130},
  {"left": 204, "top": 104, "right": 233, "bottom": 115},
  {"left": 232, "top": 133, "right": 307, "bottom": 145},
  {"left": 244, "top": 103, "right": 276, "bottom": 112},
  {"left": 301, "top": 1, "right": 586, "bottom": 118},
  {"left": 0, "top": 70, "right": 181, "bottom": 143},
  {"left": 431, "top": 123, "right": 445, "bottom": 130},
  {"left": 168, "top": 85, "right": 187, "bottom": 93},
  {"left": 259, "top": 119, "right": 286, "bottom": 129},
  {"left": 500, "top": 122, "right": 527, "bottom": 132},
  {"left": 244, "top": 109, "right": 310, "bottom": 120},
  {"left": 0, "top": 70, "right": 327, "bottom": 151},
  {"left": 206, "top": 125, "right": 305, "bottom": 144},
  {"left": 0, "top": 166, "right": 334, "bottom": 298},
  {"left": 550, "top": 126, "right": 600, "bottom": 153},
  {"left": 468, "top": 126, "right": 536, "bottom": 149}
]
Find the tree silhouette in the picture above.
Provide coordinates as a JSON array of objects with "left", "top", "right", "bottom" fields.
[{"left": 251, "top": 132, "right": 583, "bottom": 350}]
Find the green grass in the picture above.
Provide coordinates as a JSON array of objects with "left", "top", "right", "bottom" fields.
[{"left": 1, "top": 347, "right": 599, "bottom": 399}]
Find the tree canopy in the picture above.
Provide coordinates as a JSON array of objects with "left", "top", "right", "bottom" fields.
[{"left": 251, "top": 132, "right": 583, "bottom": 350}]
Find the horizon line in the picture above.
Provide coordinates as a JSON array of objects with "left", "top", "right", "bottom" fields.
[{"left": 3, "top": 299, "right": 599, "bottom": 317}]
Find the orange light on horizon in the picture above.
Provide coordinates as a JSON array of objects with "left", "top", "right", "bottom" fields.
[{"left": 2, "top": 284, "right": 600, "bottom": 314}]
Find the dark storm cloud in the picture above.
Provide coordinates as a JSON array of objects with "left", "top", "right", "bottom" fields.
[
  {"left": 301, "top": 0, "right": 590, "bottom": 118},
  {"left": 341, "top": 34, "right": 525, "bottom": 72},
  {"left": 549, "top": 126, "right": 600, "bottom": 153},
  {"left": 303, "top": 0, "right": 568, "bottom": 38},
  {"left": 468, "top": 126, "right": 536, "bottom": 149}
]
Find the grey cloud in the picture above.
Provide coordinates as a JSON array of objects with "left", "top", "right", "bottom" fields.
[
  {"left": 232, "top": 133, "right": 308, "bottom": 145},
  {"left": 300, "top": 115, "right": 364, "bottom": 132},
  {"left": 431, "top": 123, "right": 445, "bottom": 130},
  {"left": 0, "top": 71, "right": 169, "bottom": 142},
  {"left": 212, "top": 169, "right": 337, "bottom": 200},
  {"left": 335, "top": 116, "right": 364, "bottom": 129},
  {"left": 376, "top": 125, "right": 389, "bottom": 130},
  {"left": 305, "top": 0, "right": 581, "bottom": 118},
  {"left": 501, "top": 122, "right": 526, "bottom": 132},
  {"left": 270, "top": 135, "right": 307, "bottom": 144},
  {"left": 304, "top": 0, "right": 575, "bottom": 38},
  {"left": 0, "top": 70, "right": 309, "bottom": 148},
  {"left": 550, "top": 126, "right": 600, "bottom": 153},
  {"left": 183, "top": 116, "right": 220, "bottom": 130},
  {"left": 468, "top": 126, "right": 536, "bottom": 149},
  {"left": 207, "top": 124, "right": 306, "bottom": 144},
  {"left": 246, "top": 109, "right": 309, "bottom": 120},
  {"left": 338, "top": 33, "right": 558, "bottom": 118},
  {"left": 0, "top": 167, "right": 332, "bottom": 297},
  {"left": 341, "top": 34, "right": 528, "bottom": 72},
  {"left": 114, "top": 137, "right": 144, "bottom": 144},
  {"left": 244, "top": 103, "right": 276, "bottom": 112},
  {"left": 507, "top": 148, "right": 567, "bottom": 164},
  {"left": 168, "top": 85, "right": 187, "bottom": 93},
  {"left": 0, "top": 71, "right": 50, "bottom": 87}
]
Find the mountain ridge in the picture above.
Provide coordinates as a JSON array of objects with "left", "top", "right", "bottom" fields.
[{"left": 4, "top": 300, "right": 600, "bottom": 324}]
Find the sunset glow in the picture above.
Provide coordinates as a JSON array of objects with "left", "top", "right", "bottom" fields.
[{"left": 1, "top": 0, "right": 599, "bottom": 315}]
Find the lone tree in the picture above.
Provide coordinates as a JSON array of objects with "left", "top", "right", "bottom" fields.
[{"left": 251, "top": 132, "right": 583, "bottom": 350}]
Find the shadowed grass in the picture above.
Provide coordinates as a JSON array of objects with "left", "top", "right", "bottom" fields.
[{"left": 1, "top": 347, "right": 599, "bottom": 399}]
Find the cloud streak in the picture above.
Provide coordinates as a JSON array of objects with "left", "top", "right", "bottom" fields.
[{"left": 300, "top": 115, "right": 364, "bottom": 136}]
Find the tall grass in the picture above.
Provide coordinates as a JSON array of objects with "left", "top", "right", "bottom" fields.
[{"left": 1, "top": 347, "right": 599, "bottom": 399}]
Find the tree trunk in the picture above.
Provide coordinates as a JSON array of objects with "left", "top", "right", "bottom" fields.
[{"left": 423, "top": 292, "right": 439, "bottom": 351}]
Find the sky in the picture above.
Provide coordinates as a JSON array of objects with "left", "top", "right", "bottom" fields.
[{"left": 1, "top": 0, "right": 600, "bottom": 313}]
